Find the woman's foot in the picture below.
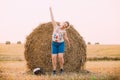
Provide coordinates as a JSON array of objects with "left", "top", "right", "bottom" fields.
[
  {"left": 60, "top": 69, "right": 64, "bottom": 74},
  {"left": 52, "top": 70, "right": 56, "bottom": 75}
]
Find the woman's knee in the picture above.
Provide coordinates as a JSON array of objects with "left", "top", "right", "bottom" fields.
[
  {"left": 58, "top": 54, "right": 63, "bottom": 59},
  {"left": 52, "top": 55, "right": 57, "bottom": 60}
]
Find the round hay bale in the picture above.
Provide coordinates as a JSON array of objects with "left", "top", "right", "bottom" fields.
[
  {"left": 24, "top": 22, "right": 86, "bottom": 73},
  {"left": 5, "top": 41, "right": 11, "bottom": 45},
  {"left": 17, "top": 41, "right": 22, "bottom": 44}
]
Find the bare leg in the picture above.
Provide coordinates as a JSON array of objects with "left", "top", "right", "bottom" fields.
[
  {"left": 52, "top": 54, "right": 57, "bottom": 70},
  {"left": 58, "top": 53, "right": 64, "bottom": 69}
]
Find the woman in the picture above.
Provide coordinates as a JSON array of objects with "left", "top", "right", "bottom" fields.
[{"left": 49, "top": 7, "right": 70, "bottom": 75}]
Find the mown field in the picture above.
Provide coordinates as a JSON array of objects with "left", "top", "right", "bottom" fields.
[{"left": 0, "top": 43, "right": 120, "bottom": 80}]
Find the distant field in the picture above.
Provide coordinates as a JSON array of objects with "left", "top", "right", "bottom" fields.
[
  {"left": 0, "top": 43, "right": 24, "bottom": 56},
  {"left": 87, "top": 45, "right": 120, "bottom": 58},
  {"left": 0, "top": 43, "right": 24, "bottom": 61},
  {"left": 0, "top": 44, "right": 120, "bottom": 61},
  {"left": 0, "top": 43, "right": 120, "bottom": 57},
  {"left": 0, "top": 43, "right": 120, "bottom": 79},
  {"left": 0, "top": 43, "right": 120, "bottom": 61}
]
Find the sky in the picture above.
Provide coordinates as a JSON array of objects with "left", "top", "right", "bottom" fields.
[{"left": 0, "top": 0, "right": 120, "bottom": 44}]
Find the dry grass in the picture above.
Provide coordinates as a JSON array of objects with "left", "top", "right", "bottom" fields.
[
  {"left": 0, "top": 44, "right": 120, "bottom": 80},
  {"left": 87, "top": 45, "right": 120, "bottom": 61},
  {"left": 0, "top": 43, "right": 24, "bottom": 61},
  {"left": 87, "top": 45, "right": 120, "bottom": 57},
  {"left": 0, "top": 43, "right": 24, "bottom": 56},
  {"left": 0, "top": 61, "right": 119, "bottom": 80},
  {"left": 86, "top": 61, "right": 120, "bottom": 75}
]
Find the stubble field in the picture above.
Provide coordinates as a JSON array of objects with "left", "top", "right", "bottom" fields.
[{"left": 0, "top": 43, "right": 120, "bottom": 80}]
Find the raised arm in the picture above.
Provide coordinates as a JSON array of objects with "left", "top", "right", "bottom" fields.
[{"left": 49, "top": 7, "right": 57, "bottom": 27}]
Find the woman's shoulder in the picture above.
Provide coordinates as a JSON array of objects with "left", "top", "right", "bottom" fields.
[{"left": 54, "top": 25, "right": 60, "bottom": 29}]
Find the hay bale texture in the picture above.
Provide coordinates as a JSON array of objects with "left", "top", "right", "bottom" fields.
[{"left": 24, "top": 22, "right": 86, "bottom": 73}]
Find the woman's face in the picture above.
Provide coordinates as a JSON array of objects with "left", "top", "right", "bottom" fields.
[{"left": 60, "top": 22, "right": 68, "bottom": 29}]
